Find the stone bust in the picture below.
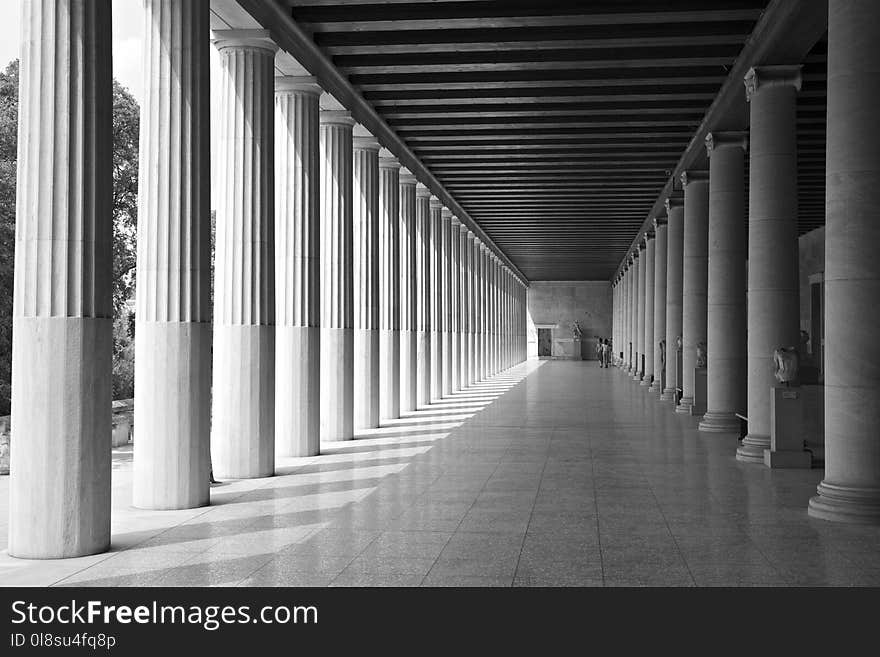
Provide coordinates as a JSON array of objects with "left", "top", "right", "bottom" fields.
[{"left": 773, "top": 347, "right": 799, "bottom": 385}]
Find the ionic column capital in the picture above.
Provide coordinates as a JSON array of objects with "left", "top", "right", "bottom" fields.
[
  {"left": 212, "top": 28, "right": 277, "bottom": 54},
  {"left": 416, "top": 182, "right": 431, "bottom": 199},
  {"left": 744, "top": 65, "right": 802, "bottom": 102},
  {"left": 653, "top": 214, "right": 668, "bottom": 229},
  {"left": 638, "top": 241, "right": 646, "bottom": 252},
  {"left": 705, "top": 131, "right": 748, "bottom": 155},
  {"left": 451, "top": 215, "right": 461, "bottom": 227},
  {"left": 429, "top": 195, "right": 443, "bottom": 209},
  {"left": 467, "top": 231, "right": 476, "bottom": 241},
  {"left": 275, "top": 75, "right": 322, "bottom": 97},
  {"left": 645, "top": 230, "right": 655, "bottom": 242},
  {"left": 458, "top": 222, "right": 468, "bottom": 234},
  {"left": 441, "top": 207, "right": 453, "bottom": 220},
  {"left": 680, "top": 170, "right": 709, "bottom": 187}
]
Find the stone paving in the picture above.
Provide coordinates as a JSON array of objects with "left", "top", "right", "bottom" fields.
[{"left": 1, "top": 360, "right": 879, "bottom": 587}]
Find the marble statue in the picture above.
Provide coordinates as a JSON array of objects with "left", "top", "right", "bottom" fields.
[
  {"left": 773, "top": 347, "right": 799, "bottom": 385},
  {"left": 696, "top": 341, "right": 707, "bottom": 368},
  {"left": 570, "top": 320, "right": 583, "bottom": 340}
]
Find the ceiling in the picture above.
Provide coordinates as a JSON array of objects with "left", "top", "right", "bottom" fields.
[{"left": 281, "top": 0, "right": 826, "bottom": 281}]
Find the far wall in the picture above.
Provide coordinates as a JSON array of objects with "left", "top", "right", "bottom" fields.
[{"left": 527, "top": 281, "right": 611, "bottom": 360}]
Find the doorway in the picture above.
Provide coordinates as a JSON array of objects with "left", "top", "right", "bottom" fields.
[{"left": 537, "top": 328, "right": 552, "bottom": 358}]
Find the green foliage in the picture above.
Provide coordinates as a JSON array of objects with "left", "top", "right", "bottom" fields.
[{"left": 0, "top": 61, "right": 140, "bottom": 413}]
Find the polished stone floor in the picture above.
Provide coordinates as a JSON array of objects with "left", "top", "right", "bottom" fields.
[{"left": 1, "top": 359, "right": 879, "bottom": 587}]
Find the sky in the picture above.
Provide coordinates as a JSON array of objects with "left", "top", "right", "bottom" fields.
[{"left": 1, "top": 0, "right": 225, "bottom": 203}]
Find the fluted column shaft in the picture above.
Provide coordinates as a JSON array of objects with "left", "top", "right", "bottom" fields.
[
  {"left": 809, "top": 0, "right": 880, "bottom": 522},
  {"left": 635, "top": 246, "right": 646, "bottom": 379},
  {"left": 738, "top": 66, "right": 801, "bottom": 462},
  {"left": 662, "top": 201, "right": 684, "bottom": 401},
  {"left": 677, "top": 173, "right": 709, "bottom": 414},
  {"left": 630, "top": 253, "right": 640, "bottom": 374},
  {"left": 415, "top": 184, "right": 432, "bottom": 407},
  {"left": 650, "top": 218, "right": 668, "bottom": 393},
  {"left": 319, "top": 111, "right": 354, "bottom": 441},
  {"left": 700, "top": 134, "right": 747, "bottom": 432},
  {"left": 473, "top": 238, "right": 483, "bottom": 381},
  {"left": 399, "top": 169, "right": 417, "bottom": 412},
  {"left": 466, "top": 232, "right": 477, "bottom": 385},
  {"left": 275, "top": 77, "right": 322, "bottom": 455},
  {"left": 379, "top": 156, "right": 401, "bottom": 418},
  {"left": 642, "top": 234, "right": 656, "bottom": 386},
  {"left": 212, "top": 32, "right": 277, "bottom": 478},
  {"left": 459, "top": 224, "right": 471, "bottom": 388},
  {"left": 10, "top": 0, "right": 113, "bottom": 558},
  {"left": 352, "top": 133, "right": 380, "bottom": 430},
  {"left": 440, "top": 208, "right": 454, "bottom": 395},
  {"left": 450, "top": 217, "right": 462, "bottom": 391},
  {"left": 429, "top": 198, "right": 444, "bottom": 400},
  {"left": 479, "top": 245, "right": 489, "bottom": 379},
  {"left": 132, "top": 0, "right": 211, "bottom": 509}
]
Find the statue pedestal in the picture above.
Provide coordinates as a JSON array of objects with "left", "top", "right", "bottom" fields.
[
  {"left": 554, "top": 338, "right": 582, "bottom": 360},
  {"left": 764, "top": 386, "right": 812, "bottom": 469}
]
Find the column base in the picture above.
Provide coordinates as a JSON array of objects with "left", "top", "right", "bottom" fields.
[
  {"left": 763, "top": 448, "right": 812, "bottom": 469},
  {"left": 808, "top": 481, "right": 880, "bottom": 524},
  {"left": 632, "top": 373, "right": 643, "bottom": 382},
  {"left": 675, "top": 396, "right": 694, "bottom": 414},
  {"left": 659, "top": 387, "right": 677, "bottom": 402},
  {"left": 736, "top": 433, "right": 770, "bottom": 463},
  {"left": 648, "top": 381, "right": 662, "bottom": 394},
  {"left": 640, "top": 376, "right": 653, "bottom": 387},
  {"left": 699, "top": 411, "right": 740, "bottom": 433}
]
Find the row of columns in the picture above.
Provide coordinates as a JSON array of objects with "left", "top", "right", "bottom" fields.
[
  {"left": 8, "top": 1, "right": 528, "bottom": 558},
  {"left": 612, "top": 0, "right": 880, "bottom": 524}
]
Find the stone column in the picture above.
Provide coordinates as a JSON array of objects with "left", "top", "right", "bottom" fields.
[
  {"left": 641, "top": 232, "right": 656, "bottom": 386},
  {"left": 650, "top": 216, "right": 668, "bottom": 393},
  {"left": 473, "top": 238, "right": 483, "bottom": 381},
  {"left": 480, "top": 244, "right": 490, "bottom": 379},
  {"left": 10, "top": 0, "right": 113, "bottom": 558},
  {"left": 379, "top": 153, "right": 401, "bottom": 419},
  {"left": 415, "top": 183, "right": 432, "bottom": 408},
  {"left": 809, "top": 0, "right": 880, "bottom": 523},
  {"left": 737, "top": 65, "right": 801, "bottom": 463},
  {"left": 440, "top": 207, "right": 453, "bottom": 396},
  {"left": 491, "top": 255, "right": 499, "bottom": 374},
  {"left": 623, "top": 271, "right": 629, "bottom": 369},
  {"left": 661, "top": 198, "right": 684, "bottom": 401},
  {"left": 466, "top": 232, "right": 477, "bottom": 385},
  {"left": 352, "top": 129, "right": 380, "bottom": 430},
  {"left": 399, "top": 168, "right": 418, "bottom": 412},
  {"left": 319, "top": 109, "right": 354, "bottom": 442},
  {"left": 450, "top": 217, "right": 462, "bottom": 391},
  {"left": 212, "top": 31, "right": 277, "bottom": 478},
  {"left": 429, "top": 197, "right": 444, "bottom": 400},
  {"left": 630, "top": 251, "right": 641, "bottom": 376},
  {"left": 460, "top": 225, "right": 472, "bottom": 388},
  {"left": 700, "top": 132, "right": 748, "bottom": 433},
  {"left": 132, "top": 0, "right": 211, "bottom": 509},
  {"left": 274, "top": 77, "right": 323, "bottom": 455},
  {"left": 676, "top": 170, "right": 709, "bottom": 415},
  {"left": 635, "top": 243, "right": 646, "bottom": 379}
]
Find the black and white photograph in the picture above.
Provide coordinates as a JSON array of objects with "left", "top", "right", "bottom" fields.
[{"left": 0, "top": 0, "right": 878, "bottom": 647}]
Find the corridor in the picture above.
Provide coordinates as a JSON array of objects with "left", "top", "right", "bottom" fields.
[{"left": 1, "top": 360, "right": 877, "bottom": 587}]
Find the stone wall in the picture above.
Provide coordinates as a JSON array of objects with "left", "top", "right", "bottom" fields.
[{"left": 526, "top": 281, "right": 612, "bottom": 360}]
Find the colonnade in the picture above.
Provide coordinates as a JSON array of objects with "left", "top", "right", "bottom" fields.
[
  {"left": 7, "top": 0, "right": 528, "bottom": 559},
  {"left": 612, "top": 0, "right": 880, "bottom": 524}
]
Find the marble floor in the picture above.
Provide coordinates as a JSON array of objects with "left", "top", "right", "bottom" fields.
[{"left": 1, "top": 359, "right": 879, "bottom": 587}]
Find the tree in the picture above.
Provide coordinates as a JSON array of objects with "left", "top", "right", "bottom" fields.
[{"left": 0, "top": 60, "right": 140, "bottom": 412}]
